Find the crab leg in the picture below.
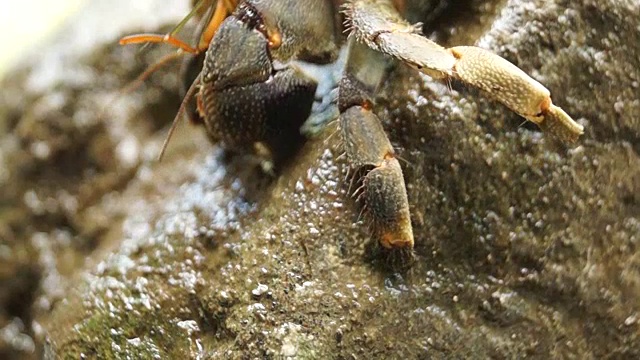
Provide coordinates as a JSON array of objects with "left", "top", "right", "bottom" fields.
[
  {"left": 344, "top": 0, "right": 584, "bottom": 142},
  {"left": 339, "top": 39, "right": 414, "bottom": 249}
]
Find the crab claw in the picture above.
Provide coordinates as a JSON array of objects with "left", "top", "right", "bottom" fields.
[
  {"left": 449, "top": 46, "right": 584, "bottom": 142},
  {"left": 530, "top": 102, "right": 584, "bottom": 143}
]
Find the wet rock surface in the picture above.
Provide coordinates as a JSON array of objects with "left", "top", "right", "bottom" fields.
[{"left": 1, "top": 0, "right": 639, "bottom": 358}]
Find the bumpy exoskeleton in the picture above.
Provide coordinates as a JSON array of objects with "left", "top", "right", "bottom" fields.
[
  {"left": 121, "top": 0, "right": 585, "bottom": 255},
  {"left": 338, "top": 40, "right": 414, "bottom": 249},
  {"left": 194, "top": 0, "right": 341, "bottom": 165}
]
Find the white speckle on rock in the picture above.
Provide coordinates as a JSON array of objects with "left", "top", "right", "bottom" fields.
[
  {"left": 141, "top": 297, "right": 152, "bottom": 310},
  {"left": 276, "top": 322, "right": 305, "bottom": 357},
  {"left": 0, "top": 318, "right": 35, "bottom": 353},
  {"left": 177, "top": 320, "right": 199, "bottom": 335},
  {"left": 252, "top": 283, "right": 269, "bottom": 297},
  {"left": 30, "top": 141, "right": 51, "bottom": 160},
  {"left": 624, "top": 314, "right": 637, "bottom": 326},
  {"left": 281, "top": 342, "right": 297, "bottom": 357},
  {"left": 248, "top": 303, "right": 266, "bottom": 313},
  {"left": 295, "top": 281, "right": 314, "bottom": 294},
  {"left": 23, "top": 190, "right": 45, "bottom": 215},
  {"left": 116, "top": 135, "right": 140, "bottom": 168}
]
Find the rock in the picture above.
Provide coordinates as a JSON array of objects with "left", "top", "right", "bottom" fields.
[{"left": 0, "top": 0, "right": 638, "bottom": 358}]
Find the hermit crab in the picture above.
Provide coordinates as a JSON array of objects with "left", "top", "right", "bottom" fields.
[{"left": 121, "top": 0, "right": 584, "bottom": 252}]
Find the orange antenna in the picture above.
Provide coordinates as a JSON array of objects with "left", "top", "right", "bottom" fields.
[
  {"left": 118, "top": 0, "right": 238, "bottom": 160},
  {"left": 120, "top": 33, "right": 200, "bottom": 54},
  {"left": 119, "top": 0, "right": 237, "bottom": 55},
  {"left": 119, "top": 0, "right": 211, "bottom": 53},
  {"left": 158, "top": 75, "right": 201, "bottom": 161},
  {"left": 114, "top": 3, "right": 210, "bottom": 117}
]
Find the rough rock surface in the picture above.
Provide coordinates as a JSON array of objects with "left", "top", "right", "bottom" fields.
[{"left": 0, "top": 0, "right": 638, "bottom": 358}]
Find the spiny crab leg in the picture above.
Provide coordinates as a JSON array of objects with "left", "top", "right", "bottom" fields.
[
  {"left": 339, "top": 39, "right": 414, "bottom": 250},
  {"left": 344, "top": 0, "right": 584, "bottom": 143}
]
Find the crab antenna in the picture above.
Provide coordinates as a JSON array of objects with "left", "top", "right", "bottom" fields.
[
  {"left": 119, "top": 34, "right": 199, "bottom": 53},
  {"left": 97, "top": 51, "right": 185, "bottom": 126},
  {"left": 158, "top": 75, "right": 201, "bottom": 161},
  {"left": 171, "top": 0, "right": 209, "bottom": 37},
  {"left": 121, "top": 51, "right": 185, "bottom": 95},
  {"left": 119, "top": 0, "right": 209, "bottom": 52}
]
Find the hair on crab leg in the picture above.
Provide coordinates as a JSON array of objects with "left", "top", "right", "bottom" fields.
[
  {"left": 344, "top": 0, "right": 584, "bottom": 142},
  {"left": 343, "top": 0, "right": 455, "bottom": 77}
]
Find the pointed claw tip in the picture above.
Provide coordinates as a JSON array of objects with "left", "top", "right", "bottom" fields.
[
  {"left": 379, "top": 229, "right": 414, "bottom": 249},
  {"left": 539, "top": 105, "right": 584, "bottom": 143}
]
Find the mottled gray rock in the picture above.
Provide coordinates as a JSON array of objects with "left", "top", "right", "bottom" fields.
[{"left": 1, "top": 0, "right": 638, "bottom": 358}]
